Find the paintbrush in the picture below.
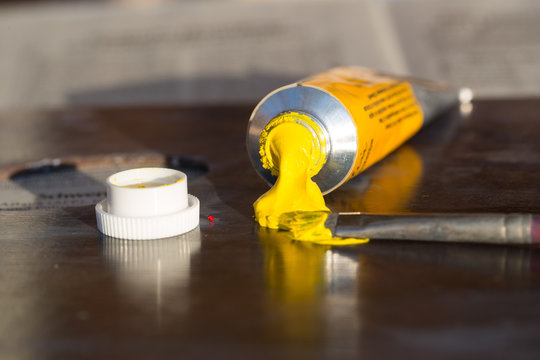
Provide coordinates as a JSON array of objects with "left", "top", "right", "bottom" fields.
[
  {"left": 279, "top": 211, "right": 540, "bottom": 245},
  {"left": 324, "top": 212, "right": 540, "bottom": 245}
]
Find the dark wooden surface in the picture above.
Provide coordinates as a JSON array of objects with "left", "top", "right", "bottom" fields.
[{"left": 1, "top": 99, "right": 540, "bottom": 359}]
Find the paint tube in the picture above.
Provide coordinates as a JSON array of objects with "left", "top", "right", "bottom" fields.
[{"left": 247, "top": 67, "right": 471, "bottom": 194}]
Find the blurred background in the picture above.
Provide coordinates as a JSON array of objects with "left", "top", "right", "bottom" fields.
[{"left": 0, "top": 0, "right": 539, "bottom": 110}]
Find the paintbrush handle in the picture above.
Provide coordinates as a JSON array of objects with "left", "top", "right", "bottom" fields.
[{"left": 333, "top": 213, "right": 540, "bottom": 245}]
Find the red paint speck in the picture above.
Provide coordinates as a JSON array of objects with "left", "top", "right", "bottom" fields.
[{"left": 208, "top": 215, "right": 215, "bottom": 222}]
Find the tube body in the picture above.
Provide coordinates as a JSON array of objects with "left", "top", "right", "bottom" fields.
[{"left": 247, "top": 67, "right": 459, "bottom": 194}]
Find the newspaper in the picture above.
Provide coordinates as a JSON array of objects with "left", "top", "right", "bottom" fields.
[
  {"left": 0, "top": 0, "right": 539, "bottom": 109},
  {"left": 0, "top": 153, "right": 165, "bottom": 210},
  {"left": 390, "top": 0, "right": 540, "bottom": 98}
]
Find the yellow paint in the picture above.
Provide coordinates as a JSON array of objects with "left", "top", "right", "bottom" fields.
[
  {"left": 258, "top": 111, "right": 327, "bottom": 178},
  {"left": 253, "top": 112, "right": 367, "bottom": 245},
  {"left": 279, "top": 211, "right": 369, "bottom": 246},
  {"left": 253, "top": 115, "right": 329, "bottom": 229},
  {"left": 254, "top": 68, "right": 425, "bottom": 245},
  {"left": 121, "top": 178, "right": 183, "bottom": 189},
  {"left": 122, "top": 181, "right": 163, "bottom": 189}
]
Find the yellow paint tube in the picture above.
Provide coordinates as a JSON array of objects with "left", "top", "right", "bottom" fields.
[{"left": 247, "top": 67, "right": 468, "bottom": 236}]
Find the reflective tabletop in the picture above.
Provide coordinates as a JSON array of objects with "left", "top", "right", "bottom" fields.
[{"left": 1, "top": 100, "right": 540, "bottom": 359}]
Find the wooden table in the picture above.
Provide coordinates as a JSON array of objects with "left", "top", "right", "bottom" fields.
[{"left": 1, "top": 100, "right": 539, "bottom": 359}]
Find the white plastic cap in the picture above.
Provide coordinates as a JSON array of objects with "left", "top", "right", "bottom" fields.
[{"left": 95, "top": 168, "right": 200, "bottom": 240}]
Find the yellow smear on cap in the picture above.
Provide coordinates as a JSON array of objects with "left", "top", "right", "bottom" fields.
[{"left": 253, "top": 112, "right": 368, "bottom": 246}]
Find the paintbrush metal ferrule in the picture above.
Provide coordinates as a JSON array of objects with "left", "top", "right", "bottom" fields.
[{"left": 326, "top": 212, "right": 540, "bottom": 245}]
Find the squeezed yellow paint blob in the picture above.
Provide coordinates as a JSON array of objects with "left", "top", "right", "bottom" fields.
[
  {"left": 253, "top": 112, "right": 368, "bottom": 245},
  {"left": 253, "top": 117, "right": 328, "bottom": 229}
]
